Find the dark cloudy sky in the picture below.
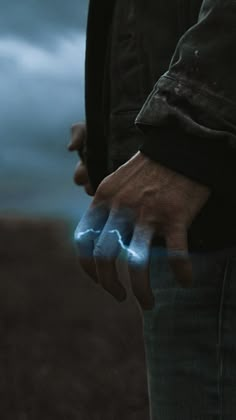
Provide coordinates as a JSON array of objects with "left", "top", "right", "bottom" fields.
[{"left": 0, "top": 0, "right": 91, "bottom": 223}]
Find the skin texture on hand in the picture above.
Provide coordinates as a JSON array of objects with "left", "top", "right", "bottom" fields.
[
  {"left": 68, "top": 122, "right": 94, "bottom": 196},
  {"left": 74, "top": 151, "right": 211, "bottom": 312}
]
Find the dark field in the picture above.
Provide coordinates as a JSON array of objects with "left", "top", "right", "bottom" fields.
[{"left": 0, "top": 217, "right": 150, "bottom": 420}]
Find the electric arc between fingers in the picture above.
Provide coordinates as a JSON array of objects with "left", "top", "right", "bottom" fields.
[{"left": 93, "top": 207, "right": 134, "bottom": 301}]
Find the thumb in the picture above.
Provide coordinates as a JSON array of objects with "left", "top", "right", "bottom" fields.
[{"left": 165, "top": 226, "right": 193, "bottom": 288}]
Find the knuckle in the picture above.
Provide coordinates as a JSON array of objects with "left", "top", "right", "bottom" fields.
[
  {"left": 74, "top": 168, "right": 86, "bottom": 186},
  {"left": 112, "top": 195, "right": 128, "bottom": 209},
  {"left": 95, "top": 184, "right": 109, "bottom": 201},
  {"left": 74, "top": 228, "right": 89, "bottom": 250}
]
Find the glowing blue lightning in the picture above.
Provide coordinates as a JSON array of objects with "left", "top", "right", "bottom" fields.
[
  {"left": 74, "top": 228, "right": 190, "bottom": 260},
  {"left": 74, "top": 228, "right": 101, "bottom": 241},
  {"left": 74, "top": 228, "right": 140, "bottom": 259},
  {"left": 108, "top": 229, "right": 139, "bottom": 259}
]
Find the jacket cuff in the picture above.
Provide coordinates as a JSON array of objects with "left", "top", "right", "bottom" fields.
[{"left": 139, "top": 124, "right": 236, "bottom": 201}]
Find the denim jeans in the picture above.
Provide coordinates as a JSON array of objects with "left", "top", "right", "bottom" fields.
[{"left": 142, "top": 246, "right": 236, "bottom": 420}]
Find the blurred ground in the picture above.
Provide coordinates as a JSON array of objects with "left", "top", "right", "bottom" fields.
[{"left": 0, "top": 217, "right": 150, "bottom": 420}]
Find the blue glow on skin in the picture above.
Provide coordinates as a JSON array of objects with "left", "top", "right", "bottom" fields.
[
  {"left": 74, "top": 228, "right": 190, "bottom": 260},
  {"left": 74, "top": 228, "right": 140, "bottom": 259},
  {"left": 74, "top": 228, "right": 101, "bottom": 240},
  {"left": 108, "top": 229, "right": 139, "bottom": 259}
]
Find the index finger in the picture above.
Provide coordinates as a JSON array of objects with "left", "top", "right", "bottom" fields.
[{"left": 74, "top": 202, "right": 109, "bottom": 281}]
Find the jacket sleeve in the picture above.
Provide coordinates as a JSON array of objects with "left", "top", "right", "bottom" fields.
[{"left": 135, "top": 0, "right": 236, "bottom": 202}]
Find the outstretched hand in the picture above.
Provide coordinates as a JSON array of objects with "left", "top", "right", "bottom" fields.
[{"left": 75, "top": 151, "right": 210, "bottom": 311}]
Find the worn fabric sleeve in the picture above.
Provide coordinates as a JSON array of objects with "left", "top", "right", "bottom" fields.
[{"left": 135, "top": 0, "right": 236, "bottom": 201}]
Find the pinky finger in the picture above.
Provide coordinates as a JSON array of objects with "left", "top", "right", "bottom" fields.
[{"left": 165, "top": 228, "right": 193, "bottom": 288}]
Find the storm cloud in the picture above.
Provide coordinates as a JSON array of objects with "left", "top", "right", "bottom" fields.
[
  {"left": 1, "top": 0, "right": 91, "bottom": 222},
  {"left": 0, "top": 0, "right": 88, "bottom": 44}
]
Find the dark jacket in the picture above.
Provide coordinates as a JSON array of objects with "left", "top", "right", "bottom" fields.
[{"left": 84, "top": 0, "right": 236, "bottom": 250}]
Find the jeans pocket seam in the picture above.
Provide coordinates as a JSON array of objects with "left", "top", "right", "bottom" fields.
[{"left": 217, "top": 256, "right": 232, "bottom": 420}]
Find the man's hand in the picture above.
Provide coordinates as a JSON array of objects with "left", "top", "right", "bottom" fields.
[
  {"left": 68, "top": 122, "right": 94, "bottom": 196},
  {"left": 75, "top": 151, "right": 210, "bottom": 311}
]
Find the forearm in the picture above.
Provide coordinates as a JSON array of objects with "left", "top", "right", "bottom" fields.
[
  {"left": 135, "top": 0, "right": 236, "bottom": 201},
  {"left": 139, "top": 124, "right": 236, "bottom": 203}
]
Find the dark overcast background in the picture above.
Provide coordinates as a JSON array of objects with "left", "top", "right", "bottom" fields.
[{"left": 0, "top": 0, "right": 91, "bottom": 223}]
